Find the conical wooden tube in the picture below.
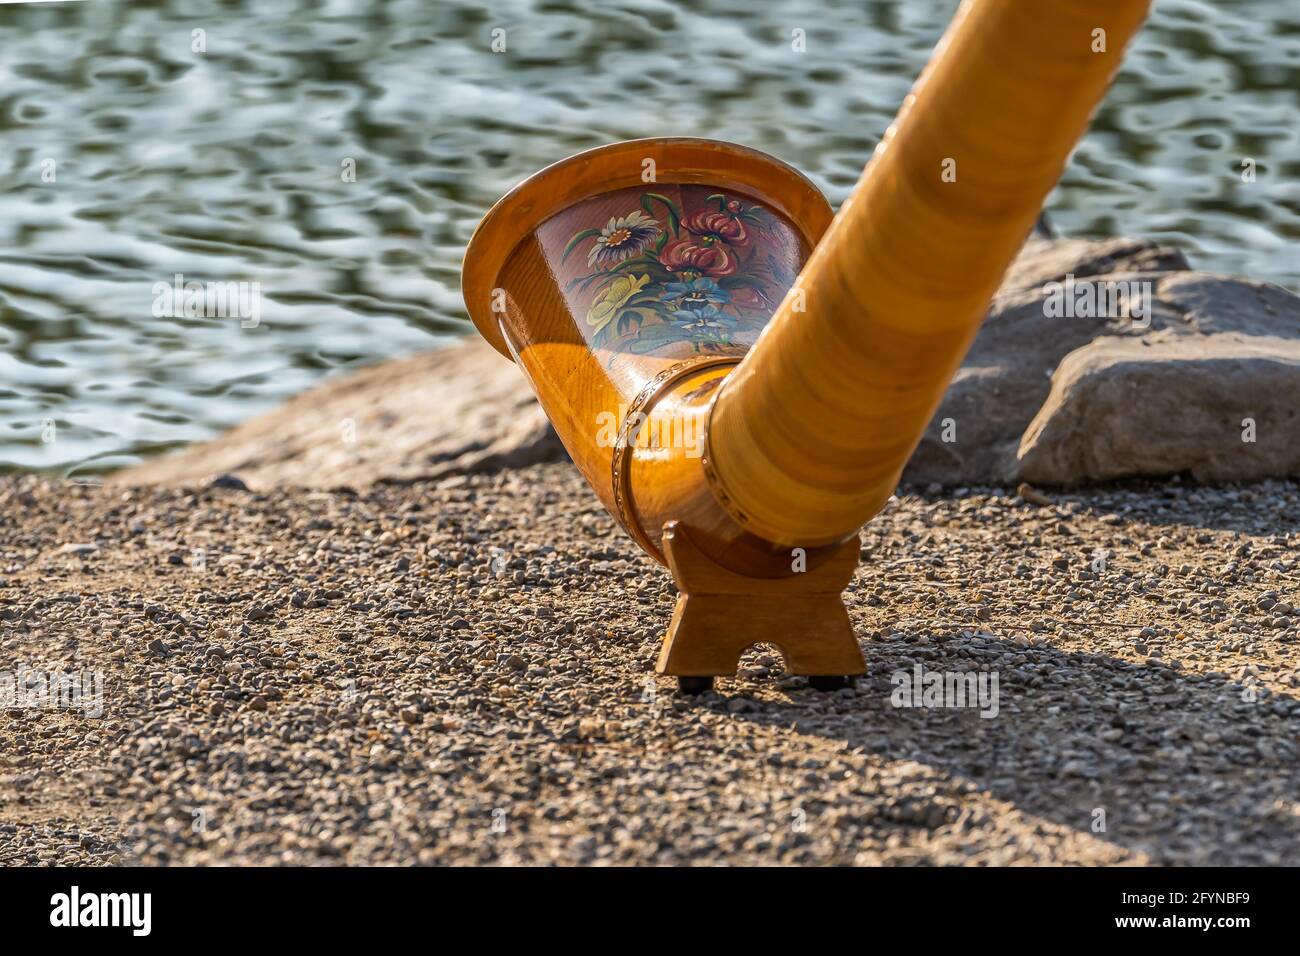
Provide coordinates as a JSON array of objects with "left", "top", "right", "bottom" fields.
[{"left": 706, "top": 0, "right": 1152, "bottom": 547}]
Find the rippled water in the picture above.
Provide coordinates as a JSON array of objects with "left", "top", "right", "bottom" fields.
[{"left": 2, "top": 0, "right": 1297, "bottom": 474}]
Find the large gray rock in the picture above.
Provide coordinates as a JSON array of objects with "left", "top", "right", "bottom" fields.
[
  {"left": 1018, "top": 335, "right": 1300, "bottom": 484},
  {"left": 904, "top": 238, "right": 1189, "bottom": 484},
  {"left": 903, "top": 239, "right": 1300, "bottom": 486},
  {"left": 116, "top": 337, "right": 563, "bottom": 489}
]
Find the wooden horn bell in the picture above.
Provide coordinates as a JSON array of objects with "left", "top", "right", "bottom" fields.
[{"left": 462, "top": 0, "right": 1153, "bottom": 692}]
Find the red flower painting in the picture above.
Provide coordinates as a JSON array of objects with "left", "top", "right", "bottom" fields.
[
  {"left": 559, "top": 189, "right": 797, "bottom": 356},
  {"left": 660, "top": 210, "right": 750, "bottom": 277}
]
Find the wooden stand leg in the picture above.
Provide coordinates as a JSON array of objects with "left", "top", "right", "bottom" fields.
[{"left": 655, "top": 521, "right": 865, "bottom": 685}]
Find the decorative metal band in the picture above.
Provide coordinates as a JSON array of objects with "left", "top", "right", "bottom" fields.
[
  {"left": 698, "top": 453, "right": 751, "bottom": 530},
  {"left": 699, "top": 393, "right": 753, "bottom": 534},
  {"left": 610, "top": 355, "right": 741, "bottom": 563}
]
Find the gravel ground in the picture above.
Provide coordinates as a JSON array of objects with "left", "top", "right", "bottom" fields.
[{"left": 1, "top": 463, "right": 1298, "bottom": 865}]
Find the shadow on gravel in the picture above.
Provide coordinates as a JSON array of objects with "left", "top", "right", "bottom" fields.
[
  {"left": 722, "top": 634, "right": 1300, "bottom": 865},
  {"left": 1037, "top": 481, "right": 1300, "bottom": 536},
  {"left": 902, "top": 480, "right": 1300, "bottom": 536}
]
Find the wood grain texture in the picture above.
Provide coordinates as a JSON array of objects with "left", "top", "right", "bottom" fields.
[
  {"left": 463, "top": 138, "right": 834, "bottom": 573},
  {"left": 460, "top": 1, "right": 1153, "bottom": 602},
  {"left": 706, "top": 0, "right": 1155, "bottom": 546},
  {"left": 655, "top": 522, "right": 865, "bottom": 677}
]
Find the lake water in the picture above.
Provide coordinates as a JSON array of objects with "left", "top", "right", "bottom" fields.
[{"left": 2, "top": 0, "right": 1297, "bottom": 474}]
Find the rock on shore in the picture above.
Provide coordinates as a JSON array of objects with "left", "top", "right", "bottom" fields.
[
  {"left": 906, "top": 239, "right": 1300, "bottom": 485},
  {"left": 119, "top": 339, "right": 563, "bottom": 489},
  {"left": 1019, "top": 336, "right": 1300, "bottom": 484},
  {"left": 117, "top": 237, "right": 1300, "bottom": 490}
]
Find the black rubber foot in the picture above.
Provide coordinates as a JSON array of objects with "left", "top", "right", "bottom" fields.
[
  {"left": 677, "top": 676, "right": 715, "bottom": 695},
  {"left": 808, "top": 675, "right": 855, "bottom": 692}
]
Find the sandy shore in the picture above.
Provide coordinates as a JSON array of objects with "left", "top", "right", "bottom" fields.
[{"left": 1, "top": 464, "right": 1297, "bottom": 865}]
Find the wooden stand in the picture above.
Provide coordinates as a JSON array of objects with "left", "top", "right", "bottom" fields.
[{"left": 656, "top": 521, "right": 865, "bottom": 693}]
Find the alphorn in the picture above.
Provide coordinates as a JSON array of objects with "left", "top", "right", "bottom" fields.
[{"left": 463, "top": 0, "right": 1152, "bottom": 693}]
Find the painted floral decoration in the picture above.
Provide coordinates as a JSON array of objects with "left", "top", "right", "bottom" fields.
[{"left": 562, "top": 192, "right": 796, "bottom": 355}]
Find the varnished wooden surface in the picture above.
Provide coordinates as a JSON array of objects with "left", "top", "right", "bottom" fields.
[
  {"left": 462, "top": 138, "right": 831, "bottom": 360},
  {"left": 655, "top": 522, "right": 865, "bottom": 677},
  {"left": 461, "top": 2, "right": 1152, "bottom": 580},
  {"left": 463, "top": 138, "right": 834, "bottom": 571},
  {"left": 706, "top": 0, "right": 1154, "bottom": 546}
]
